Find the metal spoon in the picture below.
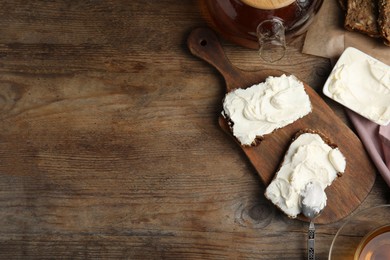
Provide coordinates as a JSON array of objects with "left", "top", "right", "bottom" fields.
[
  {"left": 302, "top": 201, "right": 322, "bottom": 260},
  {"left": 301, "top": 181, "right": 326, "bottom": 260}
]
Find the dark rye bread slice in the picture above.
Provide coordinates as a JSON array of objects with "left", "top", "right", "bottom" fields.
[
  {"left": 379, "top": 0, "right": 390, "bottom": 45},
  {"left": 345, "top": 0, "right": 381, "bottom": 37},
  {"left": 264, "top": 128, "right": 344, "bottom": 219}
]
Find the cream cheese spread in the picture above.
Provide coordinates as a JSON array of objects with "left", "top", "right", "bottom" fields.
[
  {"left": 323, "top": 47, "right": 390, "bottom": 126},
  {"left": 264, "top": 132, "right": 346, "bottom": 218},
  {"left": 222, "top": 74, "right": 312, "bottom": 146}
]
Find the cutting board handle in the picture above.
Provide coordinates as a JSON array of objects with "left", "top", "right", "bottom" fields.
[{"left": 187, "top": 27, "right": 245, "bottom": 92}]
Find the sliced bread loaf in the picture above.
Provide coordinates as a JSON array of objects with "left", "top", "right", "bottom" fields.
[{"left": 344, "top": 0, "right": 381, "bottom": 37}]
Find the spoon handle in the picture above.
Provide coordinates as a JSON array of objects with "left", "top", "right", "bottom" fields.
[{"left": 308, "top": 221, "right": 315, "bottom": 260}]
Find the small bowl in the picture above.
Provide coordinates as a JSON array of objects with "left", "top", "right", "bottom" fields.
[{"left": 328, "top": 204, "right": 390, "bottom": 260}]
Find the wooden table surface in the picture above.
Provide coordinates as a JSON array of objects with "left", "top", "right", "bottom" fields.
[{"left": 0, "top": 1, "right": 389, "bottom": 259}]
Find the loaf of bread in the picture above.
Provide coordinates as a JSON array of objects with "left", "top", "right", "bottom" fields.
[
  {"left": 264, "top": 129, "right": 346, "bottom": 218},
  {"left": 344, "top": 0, "right": 380, "bottom": 37},
  {"left": 379, "top": 0, "right": 390, "bottom": 45}
]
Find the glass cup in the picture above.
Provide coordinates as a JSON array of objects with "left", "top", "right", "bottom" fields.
[{"left": 329, "top": 204, "right": 390, "bottom": 260}]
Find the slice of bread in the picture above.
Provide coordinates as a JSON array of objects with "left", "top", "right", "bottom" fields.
[
  {"left": 344, "top": 0, "right": 381, "bottom": 37},
  {"left": 378, "top": 0, "right": 390, "bottom": 45},
  {"left": 264, "top": 129, "right": 346, "bottom": 218}
]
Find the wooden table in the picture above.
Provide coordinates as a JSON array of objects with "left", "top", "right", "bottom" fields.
[{"left": 0, "top": 1, "right": 388, "bottom": 259}]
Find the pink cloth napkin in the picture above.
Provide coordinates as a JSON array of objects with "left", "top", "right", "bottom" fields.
[{"left": 347, "top": 110, "right": 390, "bottom": 188}]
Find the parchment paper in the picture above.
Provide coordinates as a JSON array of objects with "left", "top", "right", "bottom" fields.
[{"left": 302, "top": 0, "right": 390, "bottom": 65}]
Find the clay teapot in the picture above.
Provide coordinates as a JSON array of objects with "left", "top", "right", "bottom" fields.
[{"left": 199, "top": 0, "right": 324, "bottom": 61}]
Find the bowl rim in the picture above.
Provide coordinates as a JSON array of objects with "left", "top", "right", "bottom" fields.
[{"left": 328, "top": 204, "right": 390, "bottom": 260}]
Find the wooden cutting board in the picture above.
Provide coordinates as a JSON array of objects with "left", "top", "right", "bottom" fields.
[{"left": 187, "top": 27, "right": 376, "bottom": 224}]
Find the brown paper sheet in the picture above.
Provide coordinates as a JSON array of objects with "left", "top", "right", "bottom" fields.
[{"left": 303, "top": 0, "right": 390, "bottom": 65}]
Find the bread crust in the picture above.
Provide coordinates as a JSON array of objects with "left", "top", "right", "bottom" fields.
[{"left": 292, "top": 129, "right": 338, "bottom": 149}]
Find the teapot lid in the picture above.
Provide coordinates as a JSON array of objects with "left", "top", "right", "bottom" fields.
[{"left": 241, "top": 0, "right": 296, "bottom": 10}]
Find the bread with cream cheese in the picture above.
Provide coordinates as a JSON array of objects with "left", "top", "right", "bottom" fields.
[
  {"left": 264, "top": 129, "right": 346, "bottom": 219},
  {"left": 221, "top": 74, "right": 312, "bottom": 147}
]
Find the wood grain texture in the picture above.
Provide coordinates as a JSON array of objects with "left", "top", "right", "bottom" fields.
[{"left": 0, "top": 1, "right": 389, "bottom": 259}]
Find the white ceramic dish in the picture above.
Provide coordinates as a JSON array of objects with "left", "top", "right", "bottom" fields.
[{"left": 323, "top": 47, "right": 390, "bottom": 126}]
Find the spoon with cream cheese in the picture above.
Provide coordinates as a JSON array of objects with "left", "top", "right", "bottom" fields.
[{"left": 300, "top": 181, "right": 326, "bottom": 260}]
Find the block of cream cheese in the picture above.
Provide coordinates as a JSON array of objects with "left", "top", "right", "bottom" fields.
[
  {"left": 222, "top": 74, "right": 312, "bottom": 146},
  {"left": 323, "top": 47, "right": 390, "bottom": 126},
  {"left": 264, "top": 131, "right": 346, "bottom": 218}
]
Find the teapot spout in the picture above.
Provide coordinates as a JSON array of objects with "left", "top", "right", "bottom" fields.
[{"left": 256, "top": 18, "right": 286, "bottom": 62}]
